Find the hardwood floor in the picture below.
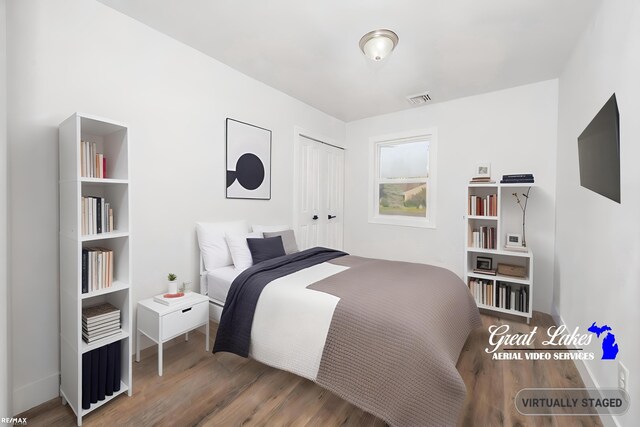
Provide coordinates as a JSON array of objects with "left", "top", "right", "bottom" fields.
[{"left": 19, "top": 312, "right": 603, "bottom": 427}]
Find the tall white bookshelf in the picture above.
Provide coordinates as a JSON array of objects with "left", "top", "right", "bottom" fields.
[
  {"left": 59, "top": 113, "right": 132, "bottom": 425},
  {"left": 464, "top": 182, "right": 534, "bottom": 323}
]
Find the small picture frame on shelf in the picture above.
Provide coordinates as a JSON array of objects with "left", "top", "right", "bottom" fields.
[
  {"left": 476, "top": 256, "right": 493, "bottom": 271},
  {"left": 474, "top": 163, "right": 491, "bottom": 178},
  {"left": 505, "top": 233, "right": 523, "bottom": 247}
]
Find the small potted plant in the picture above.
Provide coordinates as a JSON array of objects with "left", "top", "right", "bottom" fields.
[{"left": 167, "top": 273, "right": 178, "bottom": 294}]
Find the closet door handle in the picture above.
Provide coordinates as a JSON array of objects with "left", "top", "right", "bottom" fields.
[
  {"left": 312, "top": 215, "right": 319, "bottom": 220},
  {"left": 328, "top": 215, "right": 337, "bottom": 220}
]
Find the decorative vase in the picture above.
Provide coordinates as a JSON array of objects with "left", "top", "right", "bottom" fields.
[{"left": 168, "top": 281, "right": 178, "bottom": 294}]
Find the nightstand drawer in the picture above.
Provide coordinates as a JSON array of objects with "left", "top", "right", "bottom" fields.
[{"left": 161, "top": 301, "right": 208, "bottom": 340}]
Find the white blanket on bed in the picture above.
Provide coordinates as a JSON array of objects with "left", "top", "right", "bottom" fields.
[{"left": 248, "top": 262, "right": 348, "bottom": 380}]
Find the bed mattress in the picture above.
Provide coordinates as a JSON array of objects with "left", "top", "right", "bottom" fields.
[{"left": 206, "top": 266, "right": 242, "bottom": 304}]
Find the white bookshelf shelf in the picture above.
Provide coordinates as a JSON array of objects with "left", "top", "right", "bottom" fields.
[
  {"left": 466, "top": 247, "right": 532, "bottom": 258},
  {"left": 465, "top": 182, "right": 534, "bottom": 323},
  {"left": 80, "top": 177, "right": 129, "bottom": 185},
  {"left": 81, "top": 281, "right": 130, "bottom": 299},
  {"left": 467, "top": 272, "right": 531, "bottom": 285},
  {"left": 59, "top": 113, "right": 132, "bottom": 426},
  {"left": 81, "top": 231, "right": 129, "bottom": 242},
  {"left": 80, "top": 383, "right": 129, "bottom": 416},
  {"left": 81, "top": 330, "right": 129, "bottom": 354},
  {"left": 476, "top": 303, "right": 532, "bottom": 318}
]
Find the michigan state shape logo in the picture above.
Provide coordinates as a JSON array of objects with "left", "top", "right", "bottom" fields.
[{"left": 587, "top": 322, "right": 619, "bottom": 360}]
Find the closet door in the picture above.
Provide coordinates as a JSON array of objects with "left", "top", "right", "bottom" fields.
[
  {"left": 296, "top": 136, "right": 344, "bottom": 250},
  {"left": 323, "top": 144, "right": 344, "bottom": 250}
]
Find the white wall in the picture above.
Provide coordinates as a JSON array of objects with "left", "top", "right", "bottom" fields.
[
  {"left": 344, "top": 80, "right": 558, "bottom": 313},
  {"left": 6, "top": 0, "right": 344, "bottom": 414},
  {"left": 554, "top": 0, "right": 640, "bottom": 425},
  {"left": 0, "top": 0, "right": 10, "bottom": 419}
]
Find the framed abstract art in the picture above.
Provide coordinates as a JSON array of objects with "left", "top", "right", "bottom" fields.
[{"left": 225, "top": 118, "right": 272, "bottom": 200}]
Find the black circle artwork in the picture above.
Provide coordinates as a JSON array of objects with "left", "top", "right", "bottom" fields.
[{"left": 226, "top": 153, "right": 265, "bottom": 190}]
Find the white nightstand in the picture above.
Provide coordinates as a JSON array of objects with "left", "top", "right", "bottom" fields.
[{"left": 136, "top": 292, "right": 210, "bottom": 376}]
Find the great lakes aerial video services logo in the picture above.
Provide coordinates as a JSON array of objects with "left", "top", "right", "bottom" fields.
[{"left": 485, "top": 321, "right": 620, "bottom": 361}]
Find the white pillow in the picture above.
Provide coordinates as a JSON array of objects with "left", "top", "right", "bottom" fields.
[
  {"left": 225, "top": 232, "right": 261, "bottom": 270},
  {"left": 252, "top": 224, "right": 289, "bottom": 234},
  {"left": 196, "top": 220, "right": 249, "bottom": 270}
]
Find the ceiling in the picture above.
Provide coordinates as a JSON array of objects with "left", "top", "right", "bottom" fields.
[{"left": 99, "top": 0, "right": 601, "bottom": 122}]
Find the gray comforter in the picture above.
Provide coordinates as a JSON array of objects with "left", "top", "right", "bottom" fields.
[
  {"left": 311, "top": 256, "right": 482, "bottom": 426},
  {"left": 215, "top": 251, "right": 481, "bottom": 427}
]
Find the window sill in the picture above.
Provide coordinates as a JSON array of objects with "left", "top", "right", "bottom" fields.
[{"left": 368, "top": 216, "right": 436, "bottom": 229}]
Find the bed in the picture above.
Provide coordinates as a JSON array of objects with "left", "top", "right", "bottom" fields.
[{"left": 196, "top": 221, "right": 481, "bottom": 427}]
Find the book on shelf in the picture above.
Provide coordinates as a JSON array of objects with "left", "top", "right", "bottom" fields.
[
  {"left": 82, "top": 303, "right": 121, "bottom": 344},
  {"left": 471, "top": 226, "right": 496, "bottom": 249},
  {"left": 469, "top": 279, "right": 529, "bottom": 313},
  {"left": 502, "top": 174, "right": 533, "bottom": 179},
  {"left": 90, "top": 350, "right": 99, "bottom": 404},
  {"left": 82, "top": 340, "right": 121, "bottom": 410},
  {"left": 81, "top": 140, "right": 108, "bottom": 179},
  {"left": 500, "top": 173, "right": 534, "bottom": 184},
  {"left": 83, "top": 313, "right": 119, "bottom": 327},
  {"left": 82, "top": 248, "right": 114, "bottom": 293},
  {"left": 83, "top": 319, "right": 120, "bottom": 334},
  {"left": 500, "top": 179, "right": 534, "bottom": 184},
  {"left": 468, "top": 194, "right": 497, "bottom": 216},
  {"left": 82, "top": 329, "right": 122, "bottom": 343},
  {"left": 81, "top": 196, "right": 114, "bottom": 236},
  {"left": 504, "top": 244, "right": 529, "bottom": 253},
  {"left": 470, "top": 178, "right": 495, "bottom": 184},
  {"left": 82, "top": 303, "right": 120, "bottom": 322},
  {"left": 473, "top": 268, "right": 497, "bottom": 276}
]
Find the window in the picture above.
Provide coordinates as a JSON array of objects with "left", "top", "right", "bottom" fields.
[{"left": 369, "top": 129, "right": 437, "bottom": 228}]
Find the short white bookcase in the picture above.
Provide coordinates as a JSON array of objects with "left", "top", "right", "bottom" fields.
[
  {"left": 59, "top": 113, "right": 132, "bottom": 425},
  {"left": 464, "top": 182, "right": 534, "bottom": 323}
]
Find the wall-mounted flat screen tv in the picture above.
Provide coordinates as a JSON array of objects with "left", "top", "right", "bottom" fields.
[{"left": 578, "top": 93, "right": 620, "bottom": 203}]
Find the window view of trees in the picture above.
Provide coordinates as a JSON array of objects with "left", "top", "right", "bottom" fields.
[{"left": 379, "top": 183, "right": 427, "bottom": 217}]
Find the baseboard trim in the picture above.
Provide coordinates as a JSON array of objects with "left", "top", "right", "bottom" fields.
[
  {"left": 12, "top": 372, "right": 59, "bottom": 416},
  {"left": 552, "top": 307, "right": 620, "bottom": 427}
]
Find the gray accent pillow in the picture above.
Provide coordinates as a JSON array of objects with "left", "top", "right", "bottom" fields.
[{"left": 263, "top": 230, "right": 299, "bottom": 254}]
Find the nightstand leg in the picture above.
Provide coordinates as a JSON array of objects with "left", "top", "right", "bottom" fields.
[
  {"left": 135, "top": 330, "right": 140, "bottom": 362},
  {"left": 205, "top": 321, "right": 210, "bottom": 351},
  {"left": 185, "top": 331, "right": 189, "bottom": 342},
  {"left": 158, "top": 342, "right": 163, "bottom": 376}
]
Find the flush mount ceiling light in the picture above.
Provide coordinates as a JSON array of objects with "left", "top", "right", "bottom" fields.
[{"left": 359, "top": 29, "right": 399, "bottom": 61}]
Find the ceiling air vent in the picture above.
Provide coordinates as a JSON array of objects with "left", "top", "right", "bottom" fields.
[{"left": 407, "top": 92, "right": 431, "bottom": 106}]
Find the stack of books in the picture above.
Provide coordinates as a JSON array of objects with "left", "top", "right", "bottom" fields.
[
  {"left": 81, "top": 248, "right": 114, "bottom": 293},
  {"left": 468, "top": 279, "right": 529, "bottom": 313},
  {"left": 81, "top": 140, "right": 107, "bottom": 178},
  {"left": 469, "top": 176, "right": 495, "bottom": 184},
  {"left": 471, "top": 226, "right": 496, "bottom": 249},
  {"left": 153, "top": 291, "right": 190, "bottom": 306},
  {"left": 81, "top": 196, "right": 114, "bottom": 235},
  {"left": 468, "top": 194, "right": 497, "bottom": 216},
  {"left": 500, "top": 173, "right": 534, "bottom": 184},
  {"left": 82, "top": 303, "right": 121, "bottom": 343},
  {"left": 81, "top": 341, "right": 121, "bottom": 410}
]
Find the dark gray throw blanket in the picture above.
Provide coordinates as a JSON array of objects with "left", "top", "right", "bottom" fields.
[{"left": 212, "top": 247, "right": 347, "bottom": 356}]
